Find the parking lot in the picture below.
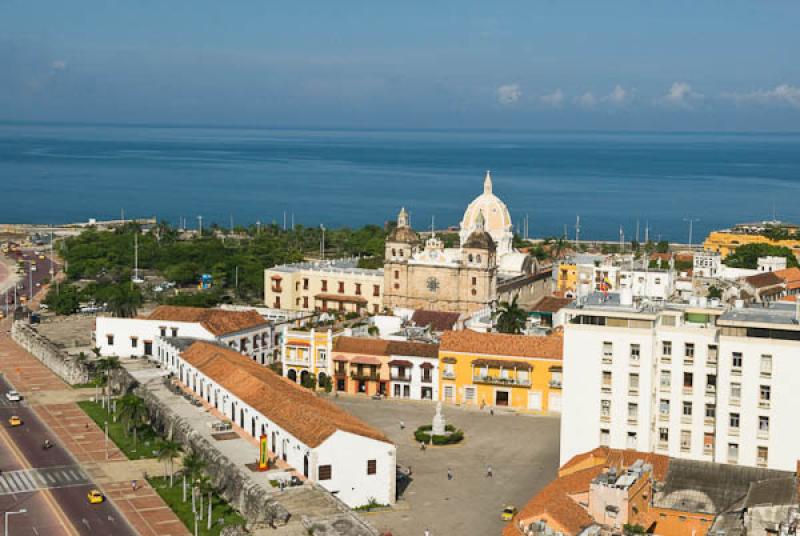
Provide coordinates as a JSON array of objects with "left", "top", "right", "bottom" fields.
[{"left": 332, "top": 396, "right": 560, "bottom": 536}]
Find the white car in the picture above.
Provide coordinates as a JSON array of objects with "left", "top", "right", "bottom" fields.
[{"left": 5, "top": 391, "right": 22, "bottom": 402}]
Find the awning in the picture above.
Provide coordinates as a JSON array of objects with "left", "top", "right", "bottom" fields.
[
  {"left": 472, "top": 358, "right": 532, "bottom": 370},
  {"left": 388, "top": 359, "right": 412, "bottom": 367},
  {"left": 270, "top": 274, "right": 283, "bottom": 280},
  {"left": 351, "top": 355, "right": 382, "bottom": 366},
  {"left": 441, "top": 357, "right": 458, "bottom": 364},
  {"left": 287, "top": 341, "right": 310, "bottom": 347},
  {"left": 419, "top": 362, "right": 435, "bottom": 369},
  {"left": 333, "top": 355, "right": 350, "bottom": 362},
  {"left": 315, "top": 293, "right": 368, "bottom": 304}
]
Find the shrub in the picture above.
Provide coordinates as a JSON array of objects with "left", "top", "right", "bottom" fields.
[{"left": 413, "top": 424, "right": 463, "bottom": 445}]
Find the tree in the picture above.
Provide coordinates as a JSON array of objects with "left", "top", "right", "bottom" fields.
[
  {"left": 655, "top": 240, "right": 670, "bottom": 253},
  {"left": 181, "top": 450, "right": 206, "bottom": 504},
  {"left": 724, "top": 243, "right": 798, "bottom": 269},
  {"left": 494, "top": 297, "right": 528, "bottom": 334},
  {"left": 43, "top": 284, "right": 80, "bottom": 315},
  {"left": 116, "top": 394, "right": 149, "bottom": 450},
  {"left": 158, "top": 439, "right": 181, "bottom": 487},
  {"left": 107, "top": 284, "right": 143, "bottom": 318},
  {"left": 708, "top": 286, "right": 722, "bottom": 299},
  {"left": 94, "top": 356, "right": 121, "bottom": 394}
]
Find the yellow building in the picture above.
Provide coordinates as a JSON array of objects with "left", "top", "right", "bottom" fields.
[
  {"left": 438, "top": 330, "right": 563, "bottom": 413},
  {"left": 703, "top": 228, "right": 800, "bottom": 259},
  {"left": 556, "top": 262, "right": 577, "bottom": 293},
  {"left": 280, "top": 326, "right": 337, "bottom": 388}
]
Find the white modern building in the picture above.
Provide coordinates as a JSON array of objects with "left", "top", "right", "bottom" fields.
[
  {"left": 561, "top": 293, "right": 800, "bottom": 472},
  {"left": 95, "top": 305, "right": 276, "bottom": 364},
  {"left": 157, "top": 339, "right": 396, "bottom": 508},
  {"left": 387, "top": 344, "right": 439, "bottom": 401}
]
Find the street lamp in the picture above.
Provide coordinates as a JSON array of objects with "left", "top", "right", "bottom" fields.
[{"left": 5, "top": 508, "right": 27, "bottom": 536}]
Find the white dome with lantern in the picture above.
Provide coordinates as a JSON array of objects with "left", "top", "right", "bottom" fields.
[{"left": 459, "top": 170, "right": 514, "bottom": 256}]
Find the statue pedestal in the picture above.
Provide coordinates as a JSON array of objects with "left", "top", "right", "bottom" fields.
[{"left": 432, "top": 402, "right": 446, "bottom": 435}]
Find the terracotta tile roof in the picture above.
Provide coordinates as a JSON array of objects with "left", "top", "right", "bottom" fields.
[
  {"left": 531, "top": 296, "right": 573, "bottom": 313},
  {"left": 181, "top": 341, "right": 391, "bottom": 447},
  {"left": 506, "top": 448, "right": 671, "bottom": 536},
  {"left": 146, "top": 306, "right": 267, "bottom": 336},
  {"left": 410, "top": 309, "right": 461, "bottom": 332},
  {"left": 314, "top": 293, "right": 368, "bottom": 304},
  {"left": 333, "top": 337, "right": 438, "bottom": 358},
  {"left": 440, "top": 330, "right": 563, "bottom": 360},
  {"left": 350, "top": 355, "right": 382, "bottom": 366},
  {"left": 775, "top": 267, "right": 800, "bottom": 290},
  {"left": 744, "top": 271, "right": 784, "bottom": 289}
]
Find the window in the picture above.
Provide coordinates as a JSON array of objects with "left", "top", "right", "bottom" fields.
[
  {"left": 759, "top": 415, "right": 769, "bottom": 432},
  {"left": 728, "top": 443, "right": 739, "bottom": 462},
  {"left": 317, "top": 348, "right": 327, "bottom": 364},
  {"left": 685, "top": 343, "right": 695, "bottom": 359},
  {"left": 600, "top": 429, "right": 610, "bottom": 446},
  {"left": 660, "top": 371, "right": 671, "bottom": 388},
  {"left": 662, "top": 341, "right": 672, "bottom": 356},
  {"left": 730, "top": 382, "right": 741, "bottom": 401},
  {"left": 681, "top": 430, "right": 691, "bottom": 451},
  {"left": 708, "top": 344, "right": 718, "bottom": 362},
  {"left": 130, "top": 337, "right": 138, "bottom": 348},
  {"left": 355, "top": 283, "right": 361, "bottom": 296},
  {"left": 704, "top": 433, "right": 714, "bottom": 452},
  {"left": 321, "top": 280, "right": 328, "bottom": 291},
  {"left": 106, "top": 335, "right": 114, "bottom": 345},
  {"left": 706, "top": 374, "right": 716, "bottom": 392},
  {"left": 630, "top": 344, "right": 640, "bottom": 362},
  {"left": 627, "top": 432, "right": 637, "bottom": 449},
  {"left": 394, "top": 270, "right": 399, "bottom": 280},
  {"left": 602, "top": 342, "right": 613, "bottom": 358},
  {"left": 171, "top": 327, "right": 178, "bottom": 337},
  {"left": 732, "top": 352, "right": 743, "bottom": 371},
  {"left": 159, "top": 326, "right": 166, "bottom": 337},
  {"left": 659, "top": 427, "right": 669, "bottom": 443},
  {"left": 757, "top": 447, "right": 768, "bottom": 466},
  {"left": 683, "top": 372, "right": 693, "bottom": 388},
  {"left": 729, "top": 413, "right": 740, "bottom": 429},
  {"left": 367, "top": 460, "right": 376, "bottom": 475},
  {"left": 602, "top": 371, "right": 612, "bottom": 387},
  {"left": 659, "top": 399, "right": 670, "bottom": 416},
  {"left": 760, "top": 385, "right": 771, "bottom": 404},
  {"left": 373, "top": 285, "right": 380, "bottom": 297},
  {"left": 760, "top": 355, "right": 772, "bottom": 377},
  {"left": 471, "top": 276, "right": 477, "bottom": 286},
  {"left": 705, "top": 404, "right": 716, "bottom": 419},
  {"left": 303, "top": 296, "right": 309, "bottom": 308},
  {"left": 303, "top": 278, "right": 309, "bottom": 290},
  {"left": 601, "top": 399, "right": 611, "bottom": 417},
  {"left": 629, "top": 373, "right": 639, "bottom": 392},
  {"left": 318, "top": 465, "right": 332, "bottom": 480},
  {"left": 476, "top": 254, "right": 481, "bottom": 263},
  {"left": 682, "top": 401, "right": 692, "bottom": 417},
  {"left": 628, "top": 403, "right": 638, "bottom": 420}
]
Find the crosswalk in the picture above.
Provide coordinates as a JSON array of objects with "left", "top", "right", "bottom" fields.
[{"left": 0, "top": 465, "right": 90, "bottom": 495}]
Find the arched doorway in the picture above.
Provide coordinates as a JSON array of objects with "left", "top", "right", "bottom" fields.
[
  {"left": 318, "top": 372, "right": 327, "bottom": 389},
  {"left": 239, "top": 408, "right": 245, "bottom": 428},
  {"left": 251, "top": 417, "right": 256, "bottom": 437},
  {"left": 287, "top": 369, "right": 297, "bottom": 382},
  {"left": 300, "top": 370, "right": 309, "bottom": 386},
  {"left": 231, "top": 402, "right": 237, "bottom": 421},
  {"left": 303, "top": 454, "right": 309, "bottom": 478}
]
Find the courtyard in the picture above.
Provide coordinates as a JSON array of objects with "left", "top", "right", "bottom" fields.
[{"left": 332, "top": 396, "right": 560, "bottom": 536}]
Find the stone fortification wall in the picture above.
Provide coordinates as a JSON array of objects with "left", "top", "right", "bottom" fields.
[{"left": 11, "top": 321, "right": 90, "bottom": 385}]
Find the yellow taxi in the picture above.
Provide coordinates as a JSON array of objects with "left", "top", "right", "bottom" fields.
[
  {"left": 8, "top": 416, "right": 22, "bottom": 427},
  {"left": 38, "top": 255, "right": 45, "bottom": 260},
  {"left": 501, "top": 505, "right": 517, "bottom": 521},
  {"left": 87, "top": 489, "right": 105, "bottom": 504}
]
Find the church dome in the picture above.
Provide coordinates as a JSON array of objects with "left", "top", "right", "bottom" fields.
[
  {"left": 387, "top": 207, "right": 420, "bottom": 243},
  {"left": 463, "top": 230, "right": 496, "bottom": 251},
  {"left": 459, "top": 171, "right": 513, "bottom": 256}
]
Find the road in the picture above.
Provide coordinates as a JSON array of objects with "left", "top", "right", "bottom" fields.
[{"left": 0, "top": 375, "right": 136, "bottom": 536}]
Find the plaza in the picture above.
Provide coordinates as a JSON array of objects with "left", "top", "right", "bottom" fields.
[{"left": 332, "top": 396, "right": 560, "bottom": 536}]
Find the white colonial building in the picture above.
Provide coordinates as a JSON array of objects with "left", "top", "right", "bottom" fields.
[
  {"left": 561, "top": 293, "right": 800, "bottom": 472},
  {"left": 157, "top": 339, "right": 396, "bottom": 508},
  {"left": 95, "top": 305, "right": 275, "bottom": 364}
]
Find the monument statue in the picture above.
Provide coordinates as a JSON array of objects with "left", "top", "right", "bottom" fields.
[{"left": 432, "top": 401, "right": 446, "bottom": 435}]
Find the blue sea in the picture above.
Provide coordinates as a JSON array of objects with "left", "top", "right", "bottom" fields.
[{"left": 2, "top": 122, "right": 800, "bottom": 241}]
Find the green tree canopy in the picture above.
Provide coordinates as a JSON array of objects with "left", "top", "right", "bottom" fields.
[
  {"left": 494, "top": 297, "right": 528, "bottom": 334},
  {"left": 724, "top": 243, "right": 798, "bottom": 269}
]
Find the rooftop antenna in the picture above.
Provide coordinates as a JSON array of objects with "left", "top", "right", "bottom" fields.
[{"left": 684, "top": 216, "right": 700, "bottom": 248}]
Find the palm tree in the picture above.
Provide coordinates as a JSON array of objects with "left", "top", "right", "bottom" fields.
[
  {"left": 181, "top": 450, "right": 206, "bottom": 503},
  {"left": 494, "top": 297, "right": 528, "bottom": 334},
  {"left": 107, "top": 284, "right": 142, "bottom": 318},
  {"left": 94, "top": 356, "right": 122, "bottom": 400},
  {"left": 116, "top": 394, "right": 149, "bottom": 450},
  {"left": 157, "top": 439, "right": 181, "bottom": 487}
]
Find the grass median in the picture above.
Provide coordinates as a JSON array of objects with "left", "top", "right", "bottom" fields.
[
  {"left": 147, "top": 476, "right": 246, "bottom": 536},
  {"left": 76, "top": 399, "right": 159, "bottom": 460}
]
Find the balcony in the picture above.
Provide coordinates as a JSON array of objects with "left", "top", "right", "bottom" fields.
[
  {"left": 316, "top": 360, "right": 328, "bottom": 369},
  {"left": 658, "top": 413, "right": 669, "bottom": 422},
  {"left": 704, "top": 446, "right": 714, "bottom": 455},
  {"left": 681, "top": 415, "right": 692, "bottom": 425},
  {"left": 391, "top": 374, "right": 411, "bottom": 382},
  {"left": 705, "top": 387, "right": 716, "bottom": 398},
  {"left": 627, "top": 417, "right": 638, "bottom": 425},
  {"left": 549, "top": 380, "right": 563, "bottom": 389},
  {"left": 684, "top": 358, "right": 695, "bottom": 366},
  {"left": 600, "top": 414, "right": 611, "bottom": 423},
  {"left": 759, "top": 400, "right": 771, "bottom": 410},
  {"left": 731, "top": 368, "right": 742, "bottom": 377},
  {"left": 628, "top": 388, "right": 639, "bottom": 396},
  {"left": 442, "top": 371, "right": 456, "bottom": 380},
  {"left": 758, "top": 430, "right": 769, "bottom": 441},
  {"left": 706, "top": 360, "right": 718, "bottom": 368},
  {"left": 659, "top": 384, "right": 671, "bottom": 393},
  {"left": 757, "top": 459, "right": 768, "bottom": 468},
  {"left": 602, "top": 356, "right": 613, "bottom": 365},
  {"left": 730, "top": 398, "right": 740, "bottom": 407},
  {"left": 420, "top": 376, "right": 433, "bottom": 384},
  {"left": 350, "top": 371, "right": 380, "bottom": 381},
  {"left": 729, "top": 427, "right": 740, "bottom": 437},
  {"left": 284, "top": 355, "right": 310, "bottom": 365},
  {"left": 682, "top": 387, "right": 693, "bottom": 396},
  {"left": 630, "top": 360, "right": 640, "bottom": 368},
  {"left": 661, "top": 355, "right": 672, "bottom": 364},
  {"left": 473, "top": 375, "right": 531, "bottom": 387},
  {"left": 760, "top": 370, "right": 772, "bottom": 379},
  {"left": 334, "top": 368, "right": 347, "bottom": 377},
  {"left": 657, "top": 441, "right": 669, "bottom": 451},
  {"left": 704, "top": 417, "right": 715, "bottom": 426}
]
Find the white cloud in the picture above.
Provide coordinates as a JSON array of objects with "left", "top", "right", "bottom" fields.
[
  {"left": 575, "top": 92, "right": 597, "bottom": 108},
  {"left": 540, "top": 88, "right": 564, "bottom": 108},
  {"left": 661, "top": 81, "right": 702, "bottom": 108},
  {"left": 496, "top": 84, "right": 522, "bottom": 105},
  {"left": 604, "top": 84, "right": 629, "bottom": 105},
  {"left": 51, "top": 60, "right": 67, "bottom": 71},
  {"left": 723, "top": 84, "right": 800, "bottom": 109}
]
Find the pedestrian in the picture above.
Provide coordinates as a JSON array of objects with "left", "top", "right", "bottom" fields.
[
  {"left": 131, "top": 479, "right": 137, "bottom": 492},
  {"left": 400, "top": 420, "right": 405, "bottom": 430},
  {"left": 407, "top": 466, "right": 412, "bottom": 477},
  {"left": 424, "top": 529, "right": 430, "bottom": 536},
  {"left": 447, "top": 467, "right": 453, "bottom": 481},
  {"left": 490, "top": 408, "right": 494, "bottom": 416},
  {"left": 419, "top": 441, "right": 426, "bottom": 452},
  {"left": 486, "top": 464, "right": 493, "bottom": 478}
]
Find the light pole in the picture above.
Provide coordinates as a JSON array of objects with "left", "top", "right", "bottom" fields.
[
  {"left": 105, "top": 419, "right": 109, "bottom": 461},
  {"left": 684, "top": 217, "right": 700, "bottom": 248},
  {"left": 197, "top": 215, "right": 203, "bottom": 236},
  {"left": 320, "top": 225, "right": 326, "bottom": 260},
  {"left": 5, "top": 508, "right": 27, "bottom": 536}
]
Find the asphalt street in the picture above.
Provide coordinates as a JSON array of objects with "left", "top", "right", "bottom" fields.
[{"left": 0, "top": 375, "right": 136, "bottom": 536}]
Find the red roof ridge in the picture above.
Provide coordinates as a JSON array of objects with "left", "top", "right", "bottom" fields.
[
  {"left": 440, "top": 329, "right": 563, "bottom": 360},
  {"left": 146, "top": 305, "right": 267, "bottom": 336}
]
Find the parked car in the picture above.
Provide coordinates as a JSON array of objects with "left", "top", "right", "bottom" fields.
[
  {"left": 5, "top": 391, "right": 22, "bottom": 402},
  {"left": 8, "top": 416, "right": 22, "bottom": 427},
  {"left": 87, "top": 489, "right": 105, "bottom": 504}
]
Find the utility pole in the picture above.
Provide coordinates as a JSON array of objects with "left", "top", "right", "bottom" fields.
[
  {"left": 256, "top": 220, "right": 261, "bottom": 235},
  {"left": 575, "top": 215, "right": 581, "bottom": 245},
  {"left": 197, "top": 215, "right": 203, "bottom": 236},
  {"left": 291, "top": 213, "right": 295, "bottom": 231},
  {"left": 635, "top": 219, "right": 640, "bottom": 244},
  {"left": 320, "top": 225, "right": 326, "bottom": 260},
  {"left": 644, "top": 220, "right": 650, "bottom": 245},
  {"left": 684, "top": 217, "right": 700, "bottom": 248},
  {"left": 283, "top": 211, "right": 287, "bottom": 231},
  {"left": 619, "top": 226, "right": 624, "bottom": 252},
  {"left": 105, "top": 420, "right": 109, "bottom": 461}
]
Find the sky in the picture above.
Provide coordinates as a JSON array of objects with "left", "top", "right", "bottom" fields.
[{"left": 1, "top": 1, "right": 799, "bottom": 130}]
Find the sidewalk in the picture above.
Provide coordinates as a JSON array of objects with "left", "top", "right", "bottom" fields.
[{"left": 0, "top": 329, "right": 190, "bottom": 536}]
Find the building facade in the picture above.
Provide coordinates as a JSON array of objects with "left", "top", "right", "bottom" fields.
[
  {"left": 95, "top": 305, "right": 275, "bottom": 364},
  {"left": 281, "top": 326, "right": 335, "bottom": 388},
  {"left": 560, "top": 293, "right": 800, "bottom": 471},
  {"left": 264, "top": 258, "right": 384, "bottom": 314},
  {"left": 438, "top": 330, "right": 563, "bottom": 413}
]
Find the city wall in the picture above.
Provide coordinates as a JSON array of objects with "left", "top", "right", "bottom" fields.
[{"left": 11, "top": 321, "right": 90, "bottom": 385}]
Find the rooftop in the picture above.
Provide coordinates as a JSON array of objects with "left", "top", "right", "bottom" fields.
[
  {"left": 410, "top": 309, "right": 461, "bottom": 332},
  {"left": 718, "top": 301, "right": 800, "bottom": 327},
  {"left": 333, "top": 336, "right": 439, "bottom": 358},
  {"left": 181, "top": 341, "right": 391, "bottom": 447},
  {"left": 145, "top": 306, "right": 268, "bottom": 336},
  {"left": 268, "top": 258, "right": 383, "bottom": 276},
  {"left": 440, "top": 329, "right": 562, "bottom": 360},
  {"left": 531, "top": 295, "right": 573, "bottom": 314}
]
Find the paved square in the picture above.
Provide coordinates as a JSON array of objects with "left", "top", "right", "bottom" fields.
[{"left": 331, "top": 396, "right": 560, "bottom": 536}]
